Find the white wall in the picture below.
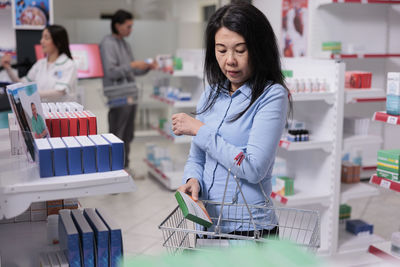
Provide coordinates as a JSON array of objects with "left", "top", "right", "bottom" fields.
[{"left": 253, "top": 0, "right": 283, "bottom": 43}]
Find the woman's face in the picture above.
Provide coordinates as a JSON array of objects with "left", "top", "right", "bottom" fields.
[
  {"left": 215, "top": 27, "right": 251, "bottom": 92},
  {"left": 40, "top": 29, "right": 58, "bottom": 55}
]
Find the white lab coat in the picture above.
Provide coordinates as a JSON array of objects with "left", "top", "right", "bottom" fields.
[{"left": 22, "top": 53, "right": 78, "bottom": 101}]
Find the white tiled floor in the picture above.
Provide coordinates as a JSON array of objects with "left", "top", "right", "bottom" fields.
[{"left": 78, "top": 80, "right": 400, "bottom": 266}]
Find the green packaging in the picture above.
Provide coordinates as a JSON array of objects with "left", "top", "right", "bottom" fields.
[
  {"left": 278, "top": 176, "right": 294, "bottom": 196},
  {"left": 339, "top": 204, "right": 351, "bottom": 220}
]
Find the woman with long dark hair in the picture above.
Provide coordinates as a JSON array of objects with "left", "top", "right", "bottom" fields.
[
  {"left": 1, "top": 25, "right": 77, "bottom": 101},
  {"left": 172, "top": 3, "right": 292, "bottom": 235}
]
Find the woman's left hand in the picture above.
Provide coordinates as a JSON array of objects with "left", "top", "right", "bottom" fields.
[{"left": 172, "top": 113, "right": 204, "bottom": 136}]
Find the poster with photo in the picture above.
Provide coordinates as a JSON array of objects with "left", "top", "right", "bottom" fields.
[
  {"left": 7, "top": 82, "right": 49, "bottom": 161},
  {"left": 12, "top": 0, "right": 53, "bottom": 29},
  {"left": 281, "top": 0, "right": 308, "bottom": 57}
]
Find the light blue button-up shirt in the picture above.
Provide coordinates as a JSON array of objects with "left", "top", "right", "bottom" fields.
[{"left": 183, "top": 82, "right": 288, "bottom": 233}]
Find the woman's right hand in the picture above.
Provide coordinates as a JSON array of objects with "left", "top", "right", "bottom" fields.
[
  {"left": 0, "top": 54, "right": 12, "bottom": 69},
  {"left": 178, "top": 178, "right": 200, "bottom": 201},
  {"left": 130, "top": 60, "right": 151, "bottom": 71}
]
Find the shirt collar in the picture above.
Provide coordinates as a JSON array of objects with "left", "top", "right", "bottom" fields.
[{"left": 232, "top": 82, "right": 251, "bottom": 99}]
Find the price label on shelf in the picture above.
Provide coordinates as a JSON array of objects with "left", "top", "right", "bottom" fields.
[
  {"left": 387, "top": 116, "right": 398, "bottom": 125},
  {"left": 279, "top": 140, "right": 290, "bottom": 149},
  {"left": 380, "top": 179, "right": 391, "bottom": 189}
]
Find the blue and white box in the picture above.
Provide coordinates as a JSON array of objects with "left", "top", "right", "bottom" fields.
[
  {"left": 48, "top": 137, "right": 68, "bottom": 176},
  {"left": 88, "top": 135, "right": 111, "bottom": 172},
  {"left": 101, "top": 134, "right": 124, "bottom": 171},
  {"left": 387, "top": 72, "right": 400, "bottom": 116},
  {"left": 34, "top": 138, "right": 53, "bottom": 178},
  {"left": 71, "top": 210, "right": 95, "bottom": 267},
  {"left": 96, "top": 208, "right": 123, "bottom": 267},
  {"left": 75, "top": 136, "right": 96, "bottom": 174},
  {"left": 84, "top": 208, "right": 109, "bottom": 267},
  {"left": 59, "top": 209, "right": 82, "bottom": 267},
  {"left": 62, "top": 137, "right": 82, "bottom": 175}
]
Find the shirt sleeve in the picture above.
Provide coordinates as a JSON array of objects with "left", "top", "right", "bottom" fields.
[
  {"left": 54, "top": 61, "right": 77, "bottom": 94},
  {"left": 182, "top": 89, "right": 208, "bottom": 197},
  {"left": 100, "top": 40, "right": 132, "bottom": 80},
  {"left": 192, "top": 85, "right": 288, "bottom": 184},
  {"left": 22, "top": 61, "right": 40, "bottom": 83}
]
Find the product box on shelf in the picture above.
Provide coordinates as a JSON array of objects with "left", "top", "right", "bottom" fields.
[
  {"left": 84, "top": 208, "right": 110, "bottom": 267},
  {"left": 83, "top": 110, "right": 97, "bottom": 135},
  {"left": 34, "top": 138, "right": 53, "bottom": 178},
  {"left": 386, "top": 72, "right": 400, "bottom": 116},
  {"left": 96, "top": 208, "right": 123, "bottom": 267},
  {"left": 38, "top": 252, "right": 51, "bottom": 267},
  {"left": 66, "top": 112, "right": 78, "bottom": 136},
  {"left": 47, "top": 200, "right": 63, "bottom": 215},
  {"left": 88, "top": 135, "right": 111, "bottom": 172},
  {"left": 346, "top": 219, "right": 373, "bottom": 235},
  {"left": 339, "top": 204, "right": 351, "bottom": 220},
  {"left": 48, "top": 138, "right": 68, "bottom": 176},
  {"left": 341, "top": 162, "right": 360, "bottom": 184},
  {"left": 49, "top": 112, "right": 61, "bottom": 137},
  {"left": 14, "top": 209, "right": 31, "bottom": 222},
  {"left": 63, "top": 198, "right": 79, "bottom": 210},
  {"left": 75, "top": 136, "right": 96, "bottom": 174},
  {"left": 62, "top": 137, "right": 83, "bottom": 175},
  {"left": 71, "top": 210, "right": 95, "bottom": 267},
  {"left": 345, "top": 71, "right": 372, "bottom": 89},
  {"left": 56, "top": 112, "right": 69, "bottom": 137},
  {"left": 101, "top": 133, "right": 124, "bottom": 171},
  {"left": 56, "top": 250, "right": 69, "bottom": 267},
  {"left": 59, "top": 209, "right": 82, "bottom": 267},
  {"left": 75, "top": 111, "right": 88, "bottom": 136},
  {"left": 377, "top": 149, "right": 400, "bottom": 181}
]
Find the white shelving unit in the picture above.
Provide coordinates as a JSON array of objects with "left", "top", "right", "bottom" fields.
[
  {"left": 344, "top": 88, "right": 386, "bottom": 104},
  {"left": 0, "top": 129, "right": 136, "bottom": 219},
  {"left": 278, "top": 58, "right": 345, "bottom": 255},
  {"left": 340, "top": 183, "right": 379, "bottom": 204},
  {"left": 338, "top": 223, "right": 384, "bottom": 254}
]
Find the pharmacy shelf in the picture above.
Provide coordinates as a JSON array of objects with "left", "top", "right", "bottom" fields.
[
  {"left": 331, "top": 53, "right": 400, "bottom": 59},
  {"left": 143, "top": 159, "right": 182, "bottom": 190},
  {"left": 149, "top": 124, "right": 192, "bottom": 144},
  {"left": 273, "top": 189, "right": 331, "bottom": 207},
  {"left": 373, "top": 111, "right": 400, "bottom": 125},
  {"left": 291, "top": 92, "right": 335, "bottom": 104},
  {"left": 279, "top": 139, "right": 333, "bottom": 152},
  {"left": 151, "top": 95, "right": 197, "bottom": 108},
  {"left": 172, "top": 69, "right": 203, "bottom": 78},
  {"left": 344, "top": 88, "right": 386, "bottom": 104},
  {"left": 343, "top": 134, "right": 383, "bottom": 147},
  {"left": 340, "top": 182, "right": 379, "bottom": 203},
  {"left": 0, "top": 129, "right": 135, "bottom": 219},
  {"left": 338, "top": 223, "right": 385, "bottom": 254},
  {"left": 368, "top": 241, "right": 400, "bottom": 263},
  {"left": 361, "top": 164, "right": 378, "bottom": 179},
  {"left": 369, "top": 174, "right": 400, "bottom": 193}
]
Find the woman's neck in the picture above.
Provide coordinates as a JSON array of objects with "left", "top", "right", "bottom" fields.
[{"left": 47, "top": 52, "right": 59, "bottom": 63}]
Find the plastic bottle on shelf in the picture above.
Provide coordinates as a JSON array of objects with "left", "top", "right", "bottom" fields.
[{"left": 312, "top": 78, "right": 319, "bottom": 93}]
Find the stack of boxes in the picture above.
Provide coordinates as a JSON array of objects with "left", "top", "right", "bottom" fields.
[
  {"left": 345, "top": 71, "right": 372, "bottom": 89},
  {"left": 386, "top": 72, "right": 400, "bottom": 116},
  {"left": 339, "top": 204, "right": 352, "bottom": 221},
  {"left": 341, "top": 162, "right": 361, "bottom": 184},
  {"left": 56, "top": 208, "right": 123, "bottom": 267},
  {"left": 377, "top": 149, "right": 400, "bottom": 182},
  {"left": 34, "top": 134, "right": 124, "bottom": 178}
]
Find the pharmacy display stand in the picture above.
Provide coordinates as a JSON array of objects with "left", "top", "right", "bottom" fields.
[
  {"left": 367, "top": 112, "right": 400, "bottom": 262},
  {"left": 0, "top": 129, "right": 136, "bottom": 266},
  {"left": 145, "top": 68, "right": 202, "bottom": 190}
]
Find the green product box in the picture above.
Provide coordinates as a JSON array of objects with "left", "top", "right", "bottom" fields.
[
  {"left": 339, "top": 204, "right": 351, "bottom": 220},
  {"left": 322, "top": 41, "right": 342, "bottom": 52},
  {"left": 282, "top": 70, "right": 293, "bottom": 78},
  {"left": 377, "top": 169, "right": 399, "bottom": 182},
  {"left": 377, "top": 149, "right": 400, "bottom": 168},
  {"left": 278, "top": 176, "right": 294, "bottom": 196},
  {"left": 377, "top": 163, "right": 399, "bottom": 175}
]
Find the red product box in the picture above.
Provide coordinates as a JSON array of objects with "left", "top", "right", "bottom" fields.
[
  {"left": 44, "top": 113, "right": 52, "bottom": 134},
  {"left": 49, "top": 112, "right": 61, "bottom": 137},
  {"left": 83, "top": 110, "right": 97, "bottom": 135},
  {"left": 345, "top": 71, "right": 372, "bottom": 89},
  {"left": 75, "top": 111, "right": 88, "bottom": 136},
  {"left": 66, "top": 112, "right": 79, "bottom": 136},
  {"left": 56, "top": 112, "right": 69, "bottom": 137}
]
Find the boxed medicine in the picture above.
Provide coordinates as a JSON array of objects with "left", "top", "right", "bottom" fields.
[{"left": 386, "top": 72, "right": 400, "bottom": 116}]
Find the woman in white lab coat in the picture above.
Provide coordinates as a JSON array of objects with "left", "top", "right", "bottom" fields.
[{"left": 0, "top": 25, "right": 77, "bottom": 102}]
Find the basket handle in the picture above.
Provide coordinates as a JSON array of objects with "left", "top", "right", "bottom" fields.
[{"left": 215, "top": 152, "right": 270, "bottom": 238}]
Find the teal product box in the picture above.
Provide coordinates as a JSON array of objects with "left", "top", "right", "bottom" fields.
[
  {"left": 84, "top": 208, "right": 109, "bottom": 267},
  {"left": 101, "top": 133, "right": 124, "bottom": 170},
  {"left": 96, "top": 208, "right": 123, "bottom": 267},
  {"left": 386, "top": 72, "right": 400, "bottom": 116},
  {"left": 34, "top": 138, "right": 53, "bottom": 177},
  {"left": 59, "top": 209, "right": 82, "bottom": 267},
  {"left": 62, "top": 136, "right": 82, "bottom": 175},
  {"left": 88, "top": 135, "right": 111, "bottom": 172},
  {"left": 75, "top": 136, "right": 96, "bottom": 174},
  {"left": 71, "top": 210, "right": 95, "bottom": 267},
  {"left": 48, "top": 137, "right": 68, "bottom": 176}
]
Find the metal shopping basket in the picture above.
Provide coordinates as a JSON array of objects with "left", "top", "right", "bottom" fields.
[{"left": 159, "top": 152, "right": 320, "bottom": 254}]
